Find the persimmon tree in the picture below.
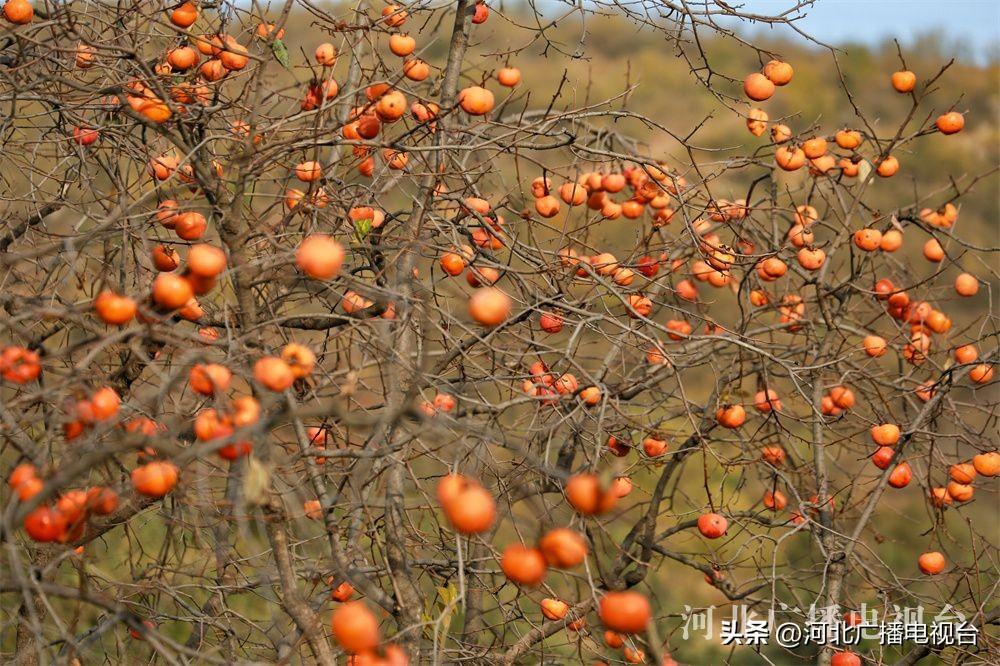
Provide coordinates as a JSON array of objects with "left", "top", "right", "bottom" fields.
[{"left": 0, "top": 1, "right": 997, "bottom": 664}]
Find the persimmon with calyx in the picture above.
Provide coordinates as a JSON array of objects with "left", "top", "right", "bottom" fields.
[
  {"left": 972, "top": 452, "right": 1000, "bottom": 476},
  {"left": 539, "top": 311, "right": 564, "bottom": 333},
  {"left": 876, "top": 155, "right": 899, "bottom": 177},
  {"left": 753, "top": 389, "right": 781, "bottom": 413},
  {"left": 643, "top": 435, "right": 668, "bottom": 457},
  {"left": 497, "top": 67, "right": 521, "bottom": 87},
  {"left": 829, "top": 386, "right": 855, "bottom": 409},
  {"left": 947, "top": 482, "right": 973, "bottom": 502},
  {"left": 331, "top": 581, "right": 354, "bottom": 602},
  {"left": 86, "top": 487, "right": 119, "bottom": 515},
  {"left": 853, "top": 228, "right": 882, "bottom": 251},
  {"left": 388, "top": 34, "right": 415, "bottom": 56},
  {"left": 764, "top": 489, "right": 788, "bottom": 511},
  {"left": 169, "top": 1, "right": 198, "bottom": 27},
  {"left": 775, "top": 145, "right": 806, "bottom": 171},
  {"left": 174, "top": 212, "right": 207, "bottom": 240},
  {"left": 763, "top": 59, "right": 793, "bottom": 85},
  {"left": 698, "top": 512, "right": 728, "bottom": 538},
  {"left": 969, "top": 364, "right": 994, "bottom": 384},
  {"left": 152, "top": 245, "right": 180, "bottom": 271},
  {"left": 281, "top": 343, "right": 315, "bottom": 379},
  {"left": 715, "top": 404, "right": 745, "bottom": 428}
]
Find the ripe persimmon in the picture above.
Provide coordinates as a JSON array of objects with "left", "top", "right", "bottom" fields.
[
  {"left": 458, "top": 86, "right": 495, "bottom": 115},
  {"left": 763, "top": 59, "right": 793, "bottom": 85},
  {"left": 442, "top": 483, "right": 496, "bottom": 534},
  {"left": 565, "top": 473, "right": 616, "bottom": 515},
  {"left": 3, "top": 0, "right": 33, "bottom": 24},
  {"left": 954, "top": 273, "right": 979, "bottom": 297},
  {"left": 891, "top": 70, "right": 916, "bottom": 92},
  {"left": 876, "top": 155, "right": 899, "bottom": 177},
  {"left": 935, "top": 111, "right": 964, "bottom": 135},
  {"left": 831, "top": 651, "right": 862, "bottom": 666},
  {"left": 835, "top": 129, "right": 862, "bottom": 149},
  {"left": 331, "top": 601, "right": 380, "bottom": 654},
  {"left": 917, "top": 551, "right": 945, "bottom": 575},
  {"left": 388, "top": 34, "right": 415, "bottom": 57},
  {"left": 764, "top": 489, "right": 788, "bottom": 511},
  {"left": 132, "top": 461, "right": 179, "bottom": 497},
  {"left": 715, "top": 404, "right": 745, "bottom": 428},
  {"left": 853, "top": 228, "right": 882, "bottom": 251},
  {"left": 775, "top": 145, "right": 806, "bottom": 171},
  {"left": 972, "top": 452, "right": 1000, "bottom": 476},
  {"left": 746, "top": 108, "right": 768, "bottom": 136},
  {"left": 152, "top": 273, "right": 194, "bottom": 310},
  {"left": 870, "top": 423, "right": 900, "bottom": 446},
  {"left": 174, "top": 212, "right": 207, "bottom": 240},
  {"left": 497, "top": 67, "right": 521, "bottom": 87},
  {"left": 949, "top": 463, "right": 976, "bottom": 484},
  {"left": 187, "top": 244, "right": 226, "bottom": 278},
  {"left": 254, "top": 356, "right": 295, "bottom": 391},
  {"left": 315, "top": 43, "right": 337, "bottom": 66},
  {"left": 697, "top": 512, "right": 728, "bottom": 538},
  {"left": 540, "top": 598, "right": 569, "bottom": 621},
  {"left": 94, "top": 291, "right": 137, "bottom": 325},
  {"left": 743, "top": 72, "right": 774, "bottom": 101},
  {"left": 189, "top": 363, "right": 231, "bottom": 396},
  {"left": 468, "top": 287, "right": 511, "bottom": 326},
  {"left": 539, "top": 528, "right": 588, "bottom": 568},
  {"left": 969, "top": 364, "right": 994, "bottom": 384},
  {"left": 500, "top": 544, "right": 547, "bottom": 585},
  {"left": 599, "top": 591, "right": 651, "bottom": 634},
  {"left": 296, "top": 235, "right": 345, "bottom": 279},
  {"left": 169, "top": 1, "right": 198, "bottom": 27},
  {"left": 888, "top": 462, "right": 912, "bottom": 488},
  {"left": 152, "top": 245, "right": 181, "bottom": 272}
]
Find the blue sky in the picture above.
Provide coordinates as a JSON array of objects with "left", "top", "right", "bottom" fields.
[{"left": 731, "top": 0, "right": 1000, "bottom": 61}]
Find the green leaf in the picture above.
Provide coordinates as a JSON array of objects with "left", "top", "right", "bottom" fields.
[
  {"left": 271, "top": 39, "right": 290, "bottom": 70},
  {"left": 354, "top": 217, "right": 373, "bottom": 240}
]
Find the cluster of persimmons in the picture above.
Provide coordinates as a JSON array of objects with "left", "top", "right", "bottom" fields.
[{"left": 1, "top": 0, "right": 995, "bottom": 663}]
